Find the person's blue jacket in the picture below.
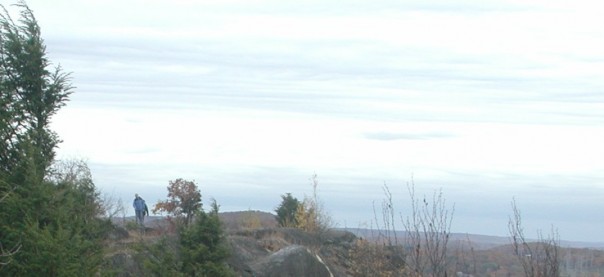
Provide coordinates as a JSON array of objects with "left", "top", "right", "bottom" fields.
[{"left": 133, "top": 196, "right": 146, "bottom": 211}]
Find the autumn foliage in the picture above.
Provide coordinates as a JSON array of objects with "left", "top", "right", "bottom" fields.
[{"left": 153, "top": 178, "right": 202, "bottom": 226}]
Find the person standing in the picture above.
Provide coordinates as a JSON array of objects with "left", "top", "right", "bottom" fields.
[{"left": 133, "top": 193, "right": 148, "bottom": 226}]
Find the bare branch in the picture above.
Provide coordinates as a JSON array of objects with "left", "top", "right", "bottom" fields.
[{"left": 509, "top": 198, "right": 560, "bottom": 277}]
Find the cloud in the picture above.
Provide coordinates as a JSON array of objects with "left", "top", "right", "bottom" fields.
[
  {"left": 39, "top": 1, "right": 602, "bottom": 128},
  {"left": 46, "top": 24, "right": 604, "bottom": 127},
  {"left": 363, "top": 131, "right": 455, "bottom": 141}
]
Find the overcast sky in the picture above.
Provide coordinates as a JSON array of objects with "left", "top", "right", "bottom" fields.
[{"left": 19, "top": 0, "right": 604, "bottom": 241}]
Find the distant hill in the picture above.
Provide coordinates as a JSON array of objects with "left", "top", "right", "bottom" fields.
[
  {"left": 342, "top": 228, "right": 604, "bottom": 250},
  {"left": 219, "top": 210, "right": 278, "bottom": 230}
]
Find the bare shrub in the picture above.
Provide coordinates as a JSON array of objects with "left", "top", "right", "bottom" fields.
[
  {"left": 352, "top": 183, "right": 408, "bottom": 276},
  {"left": 101, "top": 192, "right": 126, "bottom": 219},
  {"left": 373, "top": 184, "right": 399, "bottom": 246},
  {"left": 403, "top": 182, "right": 454, "bottom": 277},
  {"left": 363, "top": 181, "right": 454, "bottom": 277},
  {"left": 508, "top": 198, "right": 560, "bottom": 277},
  {"left": 452, "top": 234, "right": 478, "bottom": 276}
]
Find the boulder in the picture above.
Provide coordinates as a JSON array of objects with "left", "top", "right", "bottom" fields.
[{"left": 252, "top": 245, "right": 333, "bottom": 277}]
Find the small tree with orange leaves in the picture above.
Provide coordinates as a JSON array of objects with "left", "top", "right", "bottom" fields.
[{"left": 153, "top": 178, "right": 202, "bottom": 226}]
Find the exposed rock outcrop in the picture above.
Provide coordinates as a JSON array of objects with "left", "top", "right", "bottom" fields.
[
  {"left": 104, "top": 214, "right": 358, "bottom": 276},
  {"left": 253, "top": 245, "right": 333, "bottom": 277},
  {"left": 227, "top": 228, "right": 356, "bottom": 277}
]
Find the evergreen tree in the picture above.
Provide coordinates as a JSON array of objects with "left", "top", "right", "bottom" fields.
[
  {"left": 180, "top": 199, "right": 234, "bottom": 276},
  {"left": 1, "top": 158, "right": 110, "bottom": 275},
  {"left": 134, "top": 236, "right": 183, "bottom": 277},
  {"left": 0, "top": 3, "right": 108, "bottom": 275},
  {"left": 275, "top": 193, "right": 300, "bottom": 227},
  {"left": 0, "top": 1, "right": 72, "bottom": 175}
]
